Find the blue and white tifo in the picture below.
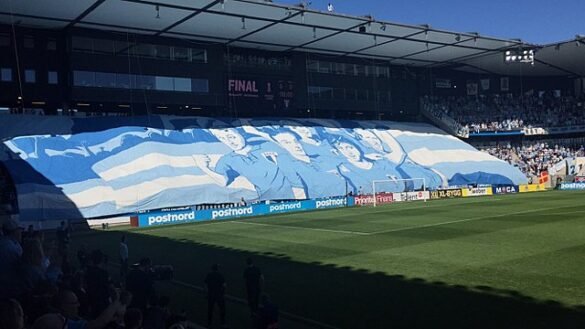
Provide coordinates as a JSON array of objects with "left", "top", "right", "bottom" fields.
[{"left": 1, "top": 116, "right": 527, "bottom": 221}]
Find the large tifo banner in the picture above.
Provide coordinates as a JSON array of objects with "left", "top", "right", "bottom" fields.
[
  {"left": 1, "top": 115, "right": 527, "bottom": 221},
  {"left": 136, "top": 196, "right": 353, "bottom": 227}
]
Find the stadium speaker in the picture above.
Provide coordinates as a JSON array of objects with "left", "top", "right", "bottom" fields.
[{"left": 359, "top": 26, "right": 366, "bottom": 33}]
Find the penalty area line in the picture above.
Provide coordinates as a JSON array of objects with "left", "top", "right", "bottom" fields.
[
  {"left": 231, "top": 220, "right": 369, "bottom": 235},
  {"left": 367, "top": 205, "right": 580, "bottom": 235}
]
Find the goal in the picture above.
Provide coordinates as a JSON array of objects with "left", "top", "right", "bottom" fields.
[{"left": 372, "top": 178, "right": 428, "bottom": 207}]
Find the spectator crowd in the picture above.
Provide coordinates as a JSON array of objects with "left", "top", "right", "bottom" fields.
[
  {"left": 422, "top": 93, "right": 585, "bottom": 133},
  {"left": 0, "top": 219, "right": 279, "bottom": 329},
  {"left": 478, "top": 140, "right": 585, "bottom": 178}
]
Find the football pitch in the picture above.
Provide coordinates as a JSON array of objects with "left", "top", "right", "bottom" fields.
[{"left": 74, "top": 190, "right": 585, "bottom": 329}]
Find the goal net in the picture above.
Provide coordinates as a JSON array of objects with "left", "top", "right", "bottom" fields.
[{"left": 371, "top": 178, "right": 428, "bottom": 207}]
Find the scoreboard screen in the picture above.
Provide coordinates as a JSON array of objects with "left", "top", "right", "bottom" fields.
[{"left": 227, "top": 76, "right": 294, "bottom": 112}]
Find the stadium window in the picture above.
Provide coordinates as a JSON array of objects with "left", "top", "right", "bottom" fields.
[
  {"left": 334, "top": 63, "right": 346, "bottom": 75},
  {"left": 116, "top": 73, "right": 131, "bottom": 89},
  {"left": 378, "top": 66, "right": 389, "bottom": 78},
  {"left": 136, "top": 75, "right": 156, "bottom": 90},
  {"left": 346, "top": 89, "right": 357, "bottom": 100},
  {"left": 71, "top": 36, "right": 93, "bottom": 52},
  {"left": 23, "top": 35, "right": 34, "bottom": 49},
  {"left": 192, "top": 79, "right": 209, "bottom": 93},
  {"left": 48, "top": 71, "right": 58, "bottom": 84},
  {"left": 47, "top": 38, "right": 57, "bottom": 51},
  {"left": 133, "top": 43, "right": 155, "bottom": 58},
  {"left": 173, "top": 47, "right": 191, "bottom": 62},
  {"left": 333, "top": 88, "right": 345, "bottom": 100},
  {"left": 173, "top": 77, "right": 192, "bottom": 92},
  {"left": 93, "top": 38, "right": 114, "bottom": 55},
  {"left": 0, "top": 33, "right": 10, "bottom": 47},
  {"left": 113, "top": 40, "right": 131, "bottom": 55},
  {"left": 318, "top": 61, "right": 332, "bottom": 74},
  {"left": 307, "top": 86, "right": 320, "bottom": 98},
  {"left": 154, "top": 44, "right": 171, "bottom": 60},
  {"left": 357, "top": 89, "right": 368, "bottom": 101},
  {"left": 73, "top": 71, "right": 95, "bottom": 87},
  {"left": 346, "top": 64, "right": 356, "bottom": 76},
  {"left": 307, "top": 60, "right": 319, "bottom": 72},
  {"left": 355, "top": 64, "right": 366, "bottom": 76},
  {"left": 155, "top": 76, "right": 174, "bottom": 91},
  {"left": 24, "top": 69, "right": 36, "bottom": 83},
  {"left": 1, "top": 68, "right": 12, "bottom": 82},
  {"left": 192, "top": 49, "right": 207, "bottom": 63},
  {"left": 95, "top": 72, "right": 117, "bottom": 88},
  {"left": 320, "top": 87, "right": 333, "bottom": 99}
]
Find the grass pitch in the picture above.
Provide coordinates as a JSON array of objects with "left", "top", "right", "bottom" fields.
[{"left": 73, "top": 191, "right": 585, "bottom": 329}]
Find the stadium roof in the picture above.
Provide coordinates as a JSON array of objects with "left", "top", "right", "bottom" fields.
[{"left": 1, "top": 0, "right": 584, "bottom": 77}]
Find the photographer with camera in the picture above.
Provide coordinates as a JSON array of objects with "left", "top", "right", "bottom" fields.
[{"left": 126, "top": 258, "right": 155, "bottom": 311}]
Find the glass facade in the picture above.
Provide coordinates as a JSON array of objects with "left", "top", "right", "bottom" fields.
[
  {"left": 73, "top": 70, "right": 209, "bottom": 94},
  {"left": 72, "top": 36, "right": 207, "bottom": 63},
  {"left": 25, "top": 69, "right": 36, "bottom": 83},
  {"left": 1, "top": 68, "right": 11, "bottom": 82},
  {"left": 48, "top": 71, "right": 58, "bottom": 84},
  {"left": 307, "top": 59, "right": 390, "bottom": 78},
  {"left": 308, "top": 85, "right": 391, "bottom": 103}
]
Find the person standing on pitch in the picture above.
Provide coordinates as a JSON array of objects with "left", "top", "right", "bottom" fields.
[
  {"left": 119, "top": 234, "right": 129, "bottom": 280},
  {"left": 243, "top": 257, "right": 264, "bottom": 316},
  {"left": 205, "top": 263, "right": 227, "bottom": 328}
]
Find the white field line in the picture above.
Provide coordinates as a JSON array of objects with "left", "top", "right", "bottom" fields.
[
  {"left": 367, "top": 205, "right": 585, "bottom": 235},
  {"left": 231, "top": 220, "right": 369, "bottom": 235},
  {"left": 364, "top": 197, "right": 505, "bottom": 214},
  {"left": 171, "top": 279, "right": 341, "bottom": 329}
]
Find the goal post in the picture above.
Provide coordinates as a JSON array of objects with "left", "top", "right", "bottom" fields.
[{"left": 372, "top": 178, "right": 427, "bottom": 207}]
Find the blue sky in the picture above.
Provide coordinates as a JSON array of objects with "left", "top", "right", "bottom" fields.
[{"left": 275, "top": 0, "right": 585, "bottom": 45}]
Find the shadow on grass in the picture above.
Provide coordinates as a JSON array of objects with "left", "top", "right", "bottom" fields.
[{"left": 72, "top": 228, "right": 585, "bottom": 329}]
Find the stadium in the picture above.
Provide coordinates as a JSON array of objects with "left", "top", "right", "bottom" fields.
[{"left": 0, "top": 1, "right": 584, "bottom": 328}]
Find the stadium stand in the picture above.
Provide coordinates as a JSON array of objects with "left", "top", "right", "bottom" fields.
[
  {"left": 422, "top": 94, "right": 585, "bottom": 133},
  {"left": 477, "top": 139, "right": 585, "bottom": 180}
]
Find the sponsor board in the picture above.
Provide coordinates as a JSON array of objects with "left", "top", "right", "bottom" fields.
[
  {"left": 315, "top": 197, "right": 347, "bottom": 209},
  {"left": 136, "top": 197, "right": 353, "bottom": 227},
  {"left": 354, "top": 193, "right": 393, "bottom": 206},
  {"left": 430, "top": 188, "right": 463, "bottom": 199},
  {"left": 138, "top": 209, "right": 197, "bottom": 227},
  {"left": 405, "top": 191, "right": 430, "bottom": 201},
  {"left": 519, "top": 183, "right": 546, "bottom": 193},
  {"left": 558, "top": 182, "right": 585, "bottom": 190},
  {"left": 461, "top": 187, "right": 493, "bottom": 197},
  {"left": 575, "top": 176, "right": 585, "bottom": 183},
  {"left": 492, "top": 185, "right": 519, "bottom": 195}
]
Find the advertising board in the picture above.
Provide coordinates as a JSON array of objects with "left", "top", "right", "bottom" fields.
[
  {"left": 354, "top": 193, "right": 393, "bottom": 206},
  {"left": 461, "top": 187, "right": 493, "bottom": 197},
  {"left": 430, "top": 188, "right": 463, "bottom": 200},
  {"left": 136, "top": 196, "right": 353, "bottom": 227},
  {"left": 518, "top": 184, "right": 546, "bottom": 193},
  {"left": 558, "top": 182, "right": 585, "bottom": 190},
  {"left": 492, "top": 185, "right": 519, "bottom": 195}
]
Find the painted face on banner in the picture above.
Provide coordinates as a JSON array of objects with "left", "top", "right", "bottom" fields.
[
  {"left": 274, "top": 133, "right": 306, "bottom": 158},
  {"left": 211, "top": 128, "right": 245, "bottom": 151},
  {"left": 336, "top": 141, "right": 361, "bottom": 162},
  {"left": 355, "top": 129, "right": 383, "bottom": 152},
  {"left": 288, "top": 125, "right": 313, "bottom": 140}
]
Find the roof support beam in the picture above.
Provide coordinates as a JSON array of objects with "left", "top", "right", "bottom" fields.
[
  {"left": 120, "top": 0, "right": 501, "bottom": 52},
  {"left": 155, "top": 0, "right": 221, "bottom": 36},
  {"left": 283, "top": 21, "right": 366, "bottom": 52},
  {"left": 65, "top": 0, "right": 107, "bottom": 29},
  {"left": 340, "top": 30, "right": 426, "bottom": 57},
  {"left": 226, "top": 10, "right": 303, "bottom": 45}
]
